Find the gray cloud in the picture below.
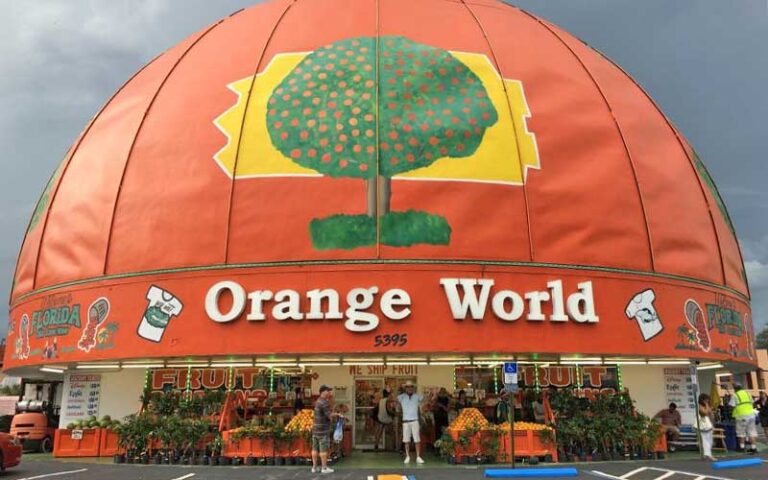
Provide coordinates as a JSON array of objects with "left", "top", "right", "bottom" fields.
[{"left": 1, "top": 0, "right": 766, "bottom": 336}]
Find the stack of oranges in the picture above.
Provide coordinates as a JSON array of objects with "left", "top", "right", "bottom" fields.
[
  {"left": 498, "top": 421, "right": 551, "bottom": 431},
  {"left": 286, "top": 409, "right": 314, "bottom": 432},
  {"left": 448, "top": 408, "right": 490, "bottom": 431}
]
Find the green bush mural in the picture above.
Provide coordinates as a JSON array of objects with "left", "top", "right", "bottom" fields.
[{"left": 267, "top": 36, "right": 498, "bottom": 249}]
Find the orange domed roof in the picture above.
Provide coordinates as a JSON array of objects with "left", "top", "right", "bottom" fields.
[{"left": 12, "top": 0, "right": 747, "bottom": 305}]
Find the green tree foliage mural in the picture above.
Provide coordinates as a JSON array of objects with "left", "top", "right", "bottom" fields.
[{"left": 267, "top": 36, "right": 498, "bottom": 249}]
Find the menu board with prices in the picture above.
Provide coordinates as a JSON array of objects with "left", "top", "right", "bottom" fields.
[
  {"left": 663, "top": 367, "right": 697, "bottom": 425},
  {"left": 65, "top": 374, "right": 101, "bottom": 419}
]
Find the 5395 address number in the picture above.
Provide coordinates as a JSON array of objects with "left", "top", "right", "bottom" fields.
[{"left": 373, "top": 333, "right": 408, "bottom": 347}]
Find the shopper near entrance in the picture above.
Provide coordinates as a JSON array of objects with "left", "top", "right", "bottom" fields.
[
  {"left": 433, "top": 388, "right": 451, "bottom": 435},
  {"left": 654, "top": 402, "right": 682, "bottom": 443},
  {"left": 495, "top": 390, "right": 511, "bottom": 424},
  {"left": 397, "top": 381, "right": 425, "bottom": 464},
  {"left": 312, "top": 384, "right": 340, "bottom": 474},
  {"left": 293, "top": 387, "right": 305, "bottom": 415},
  {"left": 373, "top": 389, "right": 395, "bottom": 451},
  {"left": 733, "top": 384, "right": 758, "bottom": 453},
  {"left": 456, "top": 389, "right": 471, "bottom": 411},
  {"left": 754, "top": 391, "right": 768, "bottom": 428},
  {"left": 697, "top": 394, "right": 716, "bottom": 461},
  {"left": 532, "top": 394, "right": 546, "bottom": 423}
]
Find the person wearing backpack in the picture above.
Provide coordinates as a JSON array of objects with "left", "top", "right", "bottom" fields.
[{"left": 373, "top": 389, "right": 394, "bottom": 450}]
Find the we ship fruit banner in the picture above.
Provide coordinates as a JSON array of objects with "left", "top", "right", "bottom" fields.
[{"left": 4, "top": 264, "right": 756, "bottom": 371}]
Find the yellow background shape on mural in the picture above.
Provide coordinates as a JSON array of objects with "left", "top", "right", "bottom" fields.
[{"left": 213, "top": 52, "right": 539, "bottom": 184}]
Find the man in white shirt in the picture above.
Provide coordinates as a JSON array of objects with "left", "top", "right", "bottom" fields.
[{"left": 397, "top": 381, "right": 425, "bottom": 464}]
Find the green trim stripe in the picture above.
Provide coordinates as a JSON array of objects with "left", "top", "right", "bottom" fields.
[{"left": 11, "top": 258, "right": 750, "bottom": 306}]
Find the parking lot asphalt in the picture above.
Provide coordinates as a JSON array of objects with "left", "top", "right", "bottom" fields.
[{"left": 2, "top": 455, "right": 766, "bottom": 480}]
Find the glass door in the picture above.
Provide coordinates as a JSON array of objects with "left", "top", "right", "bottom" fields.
[{"left": 354, "top": 378, "right": 384, "bottom": 449}]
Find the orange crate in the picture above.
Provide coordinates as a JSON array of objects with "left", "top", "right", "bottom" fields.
[
  {"left": 222, "top": 431, "right": 275, "bottom": 457},
  {"left": 98, "top": 429, "right": 124, "bottom": 457},
  {"left": 500, "top": 429, "right": 558, "bottom": 462},
  {"left": 449, "top": 429, "right": 480, "bottom": 460},
  {"left": 286, "top": 436, "right": 311, "bottom": 457},
  {"left": 53, "top": 428, "right": 102, "bottom": 457}
]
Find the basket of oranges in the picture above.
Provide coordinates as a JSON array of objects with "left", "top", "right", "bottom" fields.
[
  {"left": 285, "top": 409, "right": 314, "bottom": 432},
  {"left": 448, "top": 408, "right": 490, "bottom": 431}
]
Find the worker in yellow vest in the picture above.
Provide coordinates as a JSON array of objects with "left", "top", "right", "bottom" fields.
[{"left": 733, "top": 384, "right": 757, "bottom": 453}]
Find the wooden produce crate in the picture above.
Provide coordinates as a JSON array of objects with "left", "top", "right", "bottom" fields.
[
  {"left": 98, "top": 429, "right": 124, "bottom": 457},
  {"left": 222, "top": 430, "right": 275, "bottom": 457},
  {"left": 448, "top": 428, "right": 481, "bottom": 460},
  {"left": 53, "top": 428, "right": 102, "bottom": 457},
  {"left": 500, "top": 429, "right": 558, "bottom": 462}
]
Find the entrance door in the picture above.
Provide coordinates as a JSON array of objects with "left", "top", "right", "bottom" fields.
[{"left": 354, "top": 378, "right": 384, "bottom": 449}]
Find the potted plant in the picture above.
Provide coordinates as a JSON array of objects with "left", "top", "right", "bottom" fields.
[
  {"left": 457, "top": 431, "right": 472, "bottom": 464},
  {"left": 480, "top": 429, "right": 501, "bottom": 464},
  {"left": 208, "top": 433, "right": 224, "bottom": 465},
  {"left": 179, "top": 418, "right": 208, "bottom": 465},
  {"left": 115, "top": 412, "right": 156, "bottom": 465},
  {"left": 437, "top": 434, "right": 456, "bottom": 463}
]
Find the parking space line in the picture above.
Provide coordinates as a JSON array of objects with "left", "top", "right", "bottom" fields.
[
  {"left": 620, "top": 467, "right": 648, "bottom": 478},
  {"left": 652, "top": 472, "right": 676, "bottom": 480},
  {"left": 645, "top": 467, "right": 736, "bottom": 480},
  {"left": 17, "top": 469, "right": 88, "bottom": 480},
  {"left": 169, "top": 474, "right": 195, "bottom": 480},
  {"left": 590, "top": 471, "right": 624, "bottom": 480},
  {"left": 595, "top": 466, "right": 740, "bottom": 480}
]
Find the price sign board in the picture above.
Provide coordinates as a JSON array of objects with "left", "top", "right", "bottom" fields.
[{"left": 65, "top": 374, "right": 102, "bottom": 420}]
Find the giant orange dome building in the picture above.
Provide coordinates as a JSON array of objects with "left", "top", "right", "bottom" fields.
[{"left": 4, "top": 0, "right": 754, "bottom": 427}]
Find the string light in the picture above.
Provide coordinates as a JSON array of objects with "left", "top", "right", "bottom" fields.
[
  {"left": 575, "top": 365, "right": 583, "bottom": 397},
  {"left": 493, "top": 365, "right": 499, "bottom": 394},
  {"left": 616, "top": 364, "right": 623, "bottom": 392},
  {"left": 185, "top": 364, "right": 192, "bottom": 399},
  {"left": 270, "top": 367, "right": 275, "bottom": 393},
  {"left": 227, "top": 366, "right": 234, "bottom": 392},
  {"left": 534, "top": 363, "right": 541, "bottom": 393}
]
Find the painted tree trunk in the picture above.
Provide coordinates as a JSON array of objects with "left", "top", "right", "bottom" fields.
[
  {"left": 379, "top": 176, "right": 391, "bottom": 215},
  {"left": 367, "top": 177, "right": 378, "bottom": 217},
  {"left": 367, "top": 175, "right": 391, "bottom": 217}
]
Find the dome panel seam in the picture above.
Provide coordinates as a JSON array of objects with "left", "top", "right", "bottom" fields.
[
  {"left": 459, "top": 0, "right": 535, "bottom": 262},
  {"left": 224, "top": 0, "right": 299, "bottom": 264},
  {"left": 103, "top": 19, "right": 228, "bottom": 275},
  {"left": 29, "top": 54, "right": 163, "bottom": 292}
]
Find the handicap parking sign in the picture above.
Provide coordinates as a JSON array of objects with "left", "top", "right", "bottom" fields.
[{"left": 503, "top": 362, "right": 518, "bottom": 392}]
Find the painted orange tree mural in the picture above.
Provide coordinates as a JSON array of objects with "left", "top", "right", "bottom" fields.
[{"left": 267, "top": 36, "right": 498, "bottom": 250}]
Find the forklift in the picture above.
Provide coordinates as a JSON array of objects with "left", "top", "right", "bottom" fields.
[{"left": 10, "top": 380, "right": 62, "bottom": 453}]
